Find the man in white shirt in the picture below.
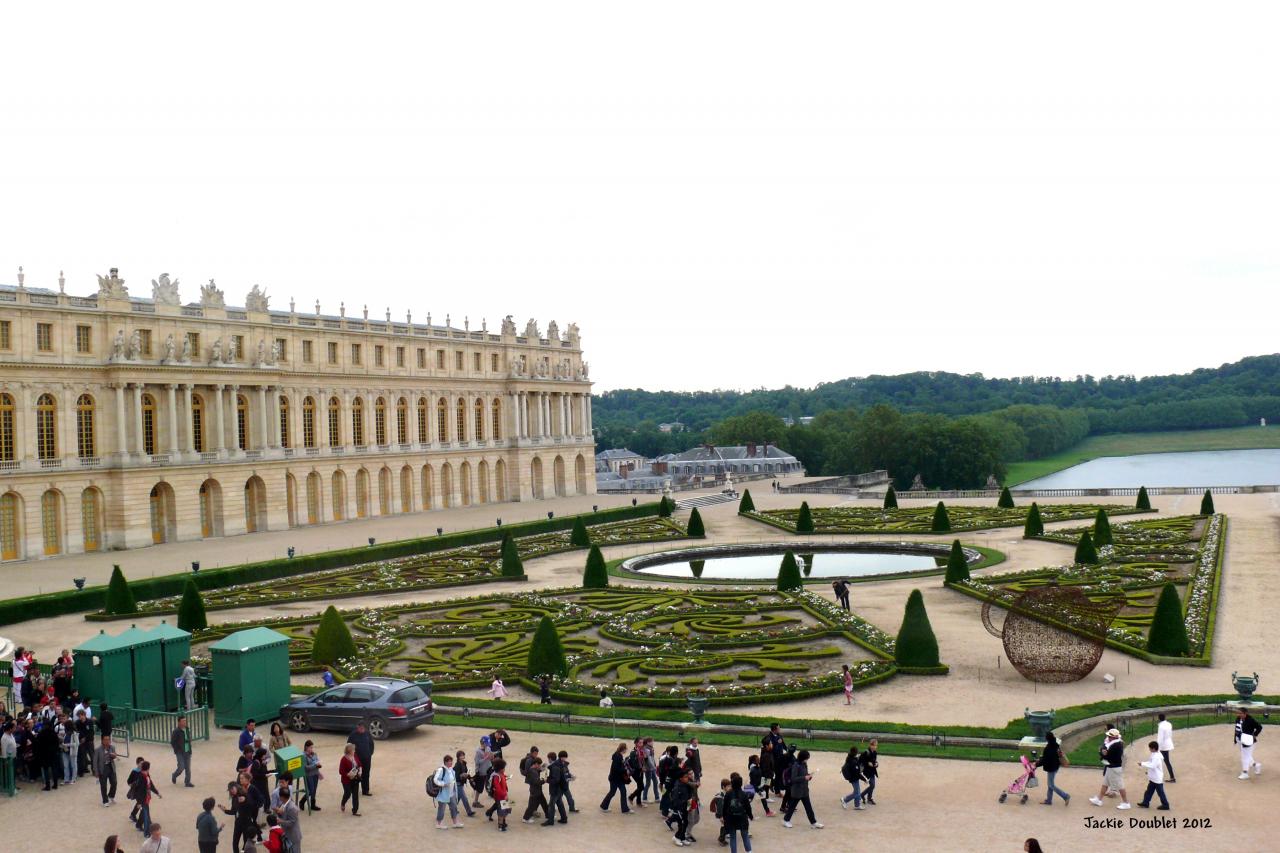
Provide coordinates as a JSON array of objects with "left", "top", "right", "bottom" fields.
[
  {"left": 1156, "top": 713, "right": 1176, "bottom": 783},
  {"left": 74, "top": 697, "right": 93, "bottom": 721},
  {"left": 1136, "top": 740, "right": 1170, "bottom": 810},
  {"left": 139, "top": 822, "right": 172, "bottom": 853},
  {"left": 181, "top": 661, "right": 197, "bottom": 711}
]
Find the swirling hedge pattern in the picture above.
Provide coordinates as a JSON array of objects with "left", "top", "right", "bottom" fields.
[{"left": 747, "top": 503, "right": 1145, "bottom": 534}]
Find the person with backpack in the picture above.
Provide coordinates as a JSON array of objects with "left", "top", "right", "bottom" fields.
[
  {"left": 428, "top": 753, "right": 464, "bottom": 829},
  {"left": 659, "top": 744, "right": 681, "bottom": 817},
  {"left": 522, "top": 754, "right": 553, "bottom": 825},
  {"left": 859, "top": 739, "right": 880, "bottom": 805},
  {"left": 723, "top": 772, "right": 755, "bottom": 853},
  {"left": 547, "top": 749, "right": 570, "bottom": 823},
  {"left": 626, "top": 737, "right": 646, "bottom": 808},
  {"left": 488, "top": 758, "right": 511, "bottom": 832},
  {"left": 710, "top": 777, "right": 731, "bottom": 845},
  {"left": 776, "top": 744, "right": 796, "bottom": 815},
  {"left": 840, "top": 745, "right": 865, "bottom": 809},
  {"left": 1234, "top": 708, "right": 1263, "bottom": 780},
  {"left": 131, "top": 760, "right": 162, "bottom": 836},
  {"left": 1035, "top": 731, "right": 1070, "bottom": 806},
  {"left": 600, "top": 742, "right": 633, "bottom": 814},
  {"left": 747, "top": 753, "right": 773, "bottom": 817},
  {"left": 781, "top": 749, "right": 822, "bottom": 829},
  {"left": 452, "top": 749, "right": 477, "bottom": 817}
]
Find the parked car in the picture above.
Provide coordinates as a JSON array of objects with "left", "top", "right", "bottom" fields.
[{"left": 280, "top": 676, "right": 433, "bottom": 740}]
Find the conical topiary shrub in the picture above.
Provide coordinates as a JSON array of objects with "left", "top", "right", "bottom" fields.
[
  {"left": 1023, "top": 502, "right": 1044, "bottom": 538},
  {"left": 1200, "top": 490, "right": 1215, "bottom": 515},
  {"left": 1074, "top": 530, "right": 1099, "bottom": 564},
  {"left": 500, "top": 533, "right": 524, "bottom": 578},
  {"left": 658, "top": 496, "right": 673, "bottom": 518},
  {"left": 689, "top": 559, "right": 705, "bottom": 579},
  {"left": 894, "top": 589, "right": 940, "bottom": 668},
  {"left": 104, "top": 565, "right": 137, "bottom": 615},
  {"left": 1135, "top": 486, "right": 1151, "bottom": 511},
  {"left": 177, "top": 578, "right": 207, "bottom": 631},
  {"left": 776, "top": 551, "right": 803, "bottom": 591},
  {"left": 686, "top": 507, "right": 706, "bottom": 538},
  {"left": 883, "top": 486, "right": 898, "bottom": 510},
  {"left": 944, "top": 539, "right": 969, "bottom": 584},
  {"left": 795, "top": 501, "right": 815, "bottom": 533},
  {"left": 931, "top": 501, "right": 951, "bottom": 533},
  {"left": 997, "top": 486, "right": 1014, "bottom": 509},
  {"left": 738, "top": 489, "right": 755, "bottom": 514},
  {"left": 582, "top": 544, "right": 609, "bottom": 588},
  {"left": 570, "top": 516, "right": 591, "bottom": 547},
  {"left": 526, "top": 615, "right": 568, "bottom": 679},
  {"left": 1092, "top": 508, "right": 1113, "bottom": 547},
  {"left": 311, "top": 605, "right": 357, "bottom": 665},
  {"left": 1146, "top": 582, "right": 1190, "bottom": 657}
]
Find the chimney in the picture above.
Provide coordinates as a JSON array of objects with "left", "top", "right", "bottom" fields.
[
  {"left": 747, "top": 442, "right": 757, "bottom": 457},
  {"left": 652, "top": 461, "right": 667, "bottom": 475}
]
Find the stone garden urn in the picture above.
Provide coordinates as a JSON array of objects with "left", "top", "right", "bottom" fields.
[
  {"left": 1232, "top": 671, "right": 1260, "bottom": 702},
  {"left": 1024, "top": 708, "right": 1056, "bottom": 740},
  {"left": 687, "top": 696, "right": 710, "bottom": 726}
]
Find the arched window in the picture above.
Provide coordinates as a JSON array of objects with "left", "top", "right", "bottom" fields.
[
  {"left": 141, "top": 393, "right": 157, "bottom": 455},
  {"left": 279, "top": 395, "right": 291, "bottom": 448},
  {"left": 302, "top": 396, "right": 316, "bottom": 448},
  {"left": 191, "top": 394, "right": 205, "bottom": 453},
  {"left": 41, "top": 490, "right": 61, "bottom": 555},
  {"left": 474, "top": 398, "right": 485, "bottom": 441},
  {"left": 417, "top": 397, "right": 428, "bottom": 443},
  {"left": 374, "top": 397, "right": 387, "bottom": 446},
  {"left": 437, "top": 398, "right": 448, "bottom": 442},
  {"left": 0, "top": 493, "right": 20, "bottom": 560},
  {"left": 492, "top": 399, "right": 502, "bottom": 441},
  {"left": 351, "top": 397, "right": 366, "bottom": 446},
  {"left": 76, "top": 394, "right": 96, "bottom": 459},
  {"left": 456, "top": 399, "right": 466, "bottom": 442},
  {"left": 37, "top": 393, "right": 57, "bottom": 459},
  {"left": 396, "top": 397, "right": 408, "bottom": 445},
  {"left": 0, "top": 394, "right": 13, "bottom": 461},
  {"left": 235, "top": 394, "right": 248, "bottom": 451},
  {"left": 327, "top": 396, "right": 341, "bottom": 447}
]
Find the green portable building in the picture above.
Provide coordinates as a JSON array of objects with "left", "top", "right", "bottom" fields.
[
  {"left": 208, "top": 627, "right": 292, "bottom": 728},
  {"left": 149, "top": 621, "right": 192, "bottom": 711},
  {"left": 73, "top": 630, "right": 136, "bottom": 709},
  {"left": 115, "top": 625, "right": 165, "bottom": 710}
]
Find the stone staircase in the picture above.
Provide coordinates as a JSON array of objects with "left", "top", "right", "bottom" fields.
[{"left": 676, "top": 492, "right": 738, "bottom": 510}]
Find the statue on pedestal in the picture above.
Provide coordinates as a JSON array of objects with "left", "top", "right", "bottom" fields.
[
  {"left": 910, "top": 473, "right": 925, "bottom": 491},
  {"left": 200, "top": 279, "right": 225, "bottom": 309},
  {"left": 245, "top": 284, "right": 270, "bottom": 313},
  {"left": 111, "top": 330, "right": 126, "bottom": 361},
  {"left": 96, "top": 268, "right": 129, "bottom": 300},
  {"left": 128, "top": 330, "right": 142, "bottom": 360},
  {"left": 209, "top": 338, "right": 223, "bottom": 364},
  {"left": 501, "top": 315, "right": 517, "bottom": 336},
  {"left": 151, "top": 273, "right": 181, "bottom": 306},
  {"left": 162, "top": 334, "right": 177, "bottom": 363}
]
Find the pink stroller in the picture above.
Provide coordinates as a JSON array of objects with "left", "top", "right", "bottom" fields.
[{"left": 998, "top": 755, "right": 1038, "bottom": 804}]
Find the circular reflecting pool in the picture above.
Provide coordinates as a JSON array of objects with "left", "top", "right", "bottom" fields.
[{"left": 621, "top": 542, "right": 966, "bottom": 582}]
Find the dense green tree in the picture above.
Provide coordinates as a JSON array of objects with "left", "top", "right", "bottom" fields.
[
  {"left": 738, "top": 489, "right": 756, "bottom": 514},
  {"left": 894, "top": 590, "right": 940, "bottom": 667},
  {"left": 883, "top": 486, "right": 898, "bottom": 509},
  {"left": 776, "top": 551, "right": 803, "bottom": 591},
  {"left": 570, "top": 517, "right": 591, "bottom": 547},
  {"left": 686, "top": 507, "right": 706, "bottom": 538},
  {"left": 177, "top": 579, "right": 207, "bottom": 631},
  {"left": 1200, "top": 490, "right": 1215, "bottom": 515},
  {"left": 311, "top": 605, "right": 357, "bottom": 664},
  {"left": 931, "top": 501, "right": 951, "bottom": 532},
  {"left": 944, "top": 540, "right": 970, "bottom": 583},
  {"left": 707, "top": 411, "right": 789, "bottom": 446},
  {"left": 795, "top": 501, "right": 815, "bottom": 533},
  {"left": 1136, "top": 486, "right": 1151, "bottom": 511},
  {"left": 1146, "top": 583, "right": 1190, "bottom": 656},
  {"left": 1092, "top": 508, "right": 1113, "bottom": 546},
  {"left": 500, "top": 534, "right": 524, "bottom": 578},
  {"left": 1074, "top": 530, "right": 1099, "bottom": 564},
  {"left": 1023, "top": 502, "right": 1044, "bottom": 538},
  {"left": 997, "top": 486, "right": 1014, "bottom": 509},
  {"left": 104, "top": 565, "right": 137, "bottom": 615},
  {"left": 582, "top": 545, "right": 609, "bottom": 588},
  {"left": 527, "top": 615, "right": 569, "bottom": 678},
  {"left": 658, "top": 496, "right": 673, "bottom": 518}
]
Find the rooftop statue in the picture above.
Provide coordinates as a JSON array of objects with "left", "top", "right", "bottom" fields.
[
  {"left": 151, "top": 273, "right": 181, "bottom": 306},
  {"left": 245, "top": 284, "right": 270, "bottom": 312},
  {"left": 201, "top": 279, "right": 226, "bottom": 308},
  {"left": 96, "top": 268, "right": 129, "bottom": 300}
]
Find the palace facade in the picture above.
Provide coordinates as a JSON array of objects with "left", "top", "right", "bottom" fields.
[{"left": 0, "top": 268, "right": 595, "bottom": 560}]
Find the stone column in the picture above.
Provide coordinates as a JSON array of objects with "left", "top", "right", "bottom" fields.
[
  {"left": 113, "top": 383, "right": 127, "bottom": 459},
  {"left": 258, "top": 385, "right": 270, "bottom": 449},
  {"left": 60, "top": 384, "right": 76, "bottom": 461},
  {"left": 213, "top": 384, "right": 226, "bottom": 453},
  {"left": 15, "top": 383, "right": 31, "bottom": 463},
  {"left": 586, "top": 395, "right": 593, "bottom": 433},
  {"left": 166, "top": 384, "right": 180, "bottom": 454},
  {"left": 228, "top": 384, "right": 241, "bottom": 452},
  {"left": 183, "top": 385, "right": 195, "bottom": 454},
  {"left": 132, "top": 383, "right": 145, "bottom": 455}
]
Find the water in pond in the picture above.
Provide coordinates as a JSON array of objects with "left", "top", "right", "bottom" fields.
[
  {"left": 634, "top": 551, "right": 940, "bottom": 581},
  {"left": 1016, "top": 448, "right": 1280, "bottom": 489}
]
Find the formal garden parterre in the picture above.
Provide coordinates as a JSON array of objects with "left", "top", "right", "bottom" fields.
[{"left": 743, "top": 502, "right": 1147, "bottom": 535}]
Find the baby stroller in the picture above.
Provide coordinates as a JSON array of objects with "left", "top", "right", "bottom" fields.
[{"left": 998, "top": 754, "right": 1038, "bottom": 804}]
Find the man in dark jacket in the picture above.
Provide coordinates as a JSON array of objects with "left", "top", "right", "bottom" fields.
[
  {"left": 35, "top": 719, "right": 61, "bottom": 790},
  {"left": 346, "top": 721, "right": 375, "bottom": 795},
  {"left": 1235, "top": 709, "right": 1263, "bottom": 779},
  {"left": 97, "top": 703, "right": 115, "bottom": 744},
  {"left": 859, "top": 739, "right": 880, "bottom": 805},
  {"left": 92, "top": 733, "right": 118, "bottom": 805},
  {"left": 669, "top": 767, "right": 696, "bottom": 844},
  {"left": 522, "top": 755, "right": 553, "bottom": 825},
  {"left": 488, "top": 728, "right": 511, "bottom": 760},
  {"left": 1089, "top": 728, "right": 1130, "bottom": 808},
  {"left": 170, "top": 715, "right": 194, "bottom": 787},
  {"left": 600, "top": 742, "right": 633, "bottom": 814},
  {"left": 547, "top": 750, "right": 570, "bottom": 824}
]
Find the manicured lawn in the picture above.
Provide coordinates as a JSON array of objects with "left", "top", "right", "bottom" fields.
[{"left": 1005, "top": 426, "right": 1280, "bottom": 485}]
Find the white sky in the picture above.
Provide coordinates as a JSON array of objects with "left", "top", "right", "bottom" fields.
[{"left": 2, "top": 2, "right": 1278, "bottom": 393}]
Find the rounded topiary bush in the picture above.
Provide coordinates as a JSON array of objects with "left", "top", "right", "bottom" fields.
[
  {"left": 776, "top": 551, "right": 803, "bottom": 591},
  {"left": 105, "top": 565, "right": 137, "bottom": 616},
  {"left": 1147, "top": 582, "right": 1190, "bottom": 657},
  {"left": 997, "top": 486, "right": 1014, "bottom": 509},
  {"left": 883, "top": 486, "right": 898, "bottom": 510},
  {"left": 1092, "top": 508, "right": 1113, "bottom": 547},
  {"left": 655, "top": 676, "right": 679, "bottom": 686},
  {"left": 686, "top": 507, "right": 706, "bottom": 538},
  {"left": 582, "top": 544, "right": 609, "bottom": 588},
  {"left": 570, "top": 516, "right": 591, "bottom": 547},
  {"left": 894, "top": 589, "right": 940, "bottom": 668},
  {"left": 177, "top": 578, "right": 207, "bottom": 632},
  {"left": 944, "top": 539, "right": 969, "bottom": 584},
  {"left": 1074, "top": 530, "right": 1099, "bottom": 565},
  {"left": 737, "top": 669, "right": 765, "bottom": 681},
  {"left": 1200, "top": 490, "right": 1215, "bottom": 515},
  {"left": 738, "top": 489, "right": 755, "bottom": 514},
  {"left": 527, "top": 615, "right": 568, "bottom": 678},
  {"left": 500, "top": 533, "right": 524, "bottom": 578},
  {"left": 931, "top": 501, "right": 951, "bottom": 533},
  {"left": 795, "top": 501, "right": 815, "bottom": 533},
  {"left": 1136, "top": 486, "right": 1151, "bottom": 511},
  {"left": 311, "top": 605, "right": 357, "bottom": 665},
  {"left": 1023, "top": 502, "right": 1044, "bottom": 538}
]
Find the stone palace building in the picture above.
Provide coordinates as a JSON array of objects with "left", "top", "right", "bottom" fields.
[{"left": 0, "top": 267, "right": 595, "bottom": 560}]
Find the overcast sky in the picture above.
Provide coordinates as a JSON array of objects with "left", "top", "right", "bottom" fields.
[{"left": 3, "top": 3, "right": 1277, "bottom": 393}]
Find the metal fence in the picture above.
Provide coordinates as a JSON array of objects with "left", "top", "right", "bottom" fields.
[{"left": 108, "top": 704, "right": 211, "bottom": 744}]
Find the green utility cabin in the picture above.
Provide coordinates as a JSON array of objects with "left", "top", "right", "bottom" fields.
[
  {"left": 115, "top": 625, "right": 165, "bottom": 710},
  {"left": 149, "top": 621, "right": 192, "bottom": 711},
  {"left": 208, "top": 627, "right": 291, "bottom": 728},
  {"left": 73, "top": 630, "right": 136, "bottom": 708}
]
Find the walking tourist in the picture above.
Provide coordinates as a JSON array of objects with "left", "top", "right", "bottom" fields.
[
  {"left": 196, "top": 796, "right": 223, "bottom": 853},
  {"left": 1024, "top": 840, "right": 1045, "bottom": 853},
  {"left": 659, "top": 744, "right": 681, "bottom": 816},
  {"left": 338, "top": 742, "right": 362, "bottom": 816},
  {"left": 522, "top": 753, "right": 552, "bottom": 825},
  {"left": 268, "top": 721, "right": 291, "bottom": 752},
  {"left": 539, "top": 675, "right": 552, "bottom": 704},
  {"left": 299, "top": 740, "right": 322, "bottom": 811},
  {"left": 722, "top": 772, "right": 754, "bottom": 853},
  {"left": 130, "top": 760, "right": 161, "bottom": 836},
  {"left": 1137, "top": 740, "right": 1170, "bottom": 810},
  {"left": 748, "top": 753, "right": 773, "bottom": 816},
  {"left": 1234, "top": 708, "right": 1263, "bottom": 780},
  {"left": 642, "top": 737, "right": 660, "bottom": 802},
  {"left": 35, "top": 711, "right": 60, "bottom": 789},
  {"left": 488, "top": 676, "right": 508, "bottom": 699},
  {"left": 1156, "top": 713, "right": 1177, "bottom": 782},
  {"left": 489, "top": 757, "right": 511, "bottom": 832},
  {"left": 93, "top": 733, "right": 119, "bottom": 805},
  {"left": 600, "top": 741, "right": 633, "bottom": 813},
  {"left": 472, "top": 736, "right": 495, "bottom": 807},
  {"left": 181, "top": 660, "right": 198, "bottom": 711},
  {"left": 860, "top": 739, "right": 879, "bottom": 804},
  {"left": 238, "top": 720, "right": 257, "bottom": 752},
  {"left": 170, "top": 715, "right": 194, "bottom": 787},
  {"left": 1035, "top": 731, "right": 1070, "bottom": 805},
  {"left": 840, "top": 745, "right": 864, "bottom": 809},
  {"left": 626, "top": 738, "right": 646, "bottom": 807},
  {"left": 546, "top": 749, "right": 570, "bottom": 823},
  {"left": 274, "top": 786, "right": 303, "bottom": 851},
  {"left": 842, "top": 664, "right": 854, "bottom": 705},
  {"left": 431, "top": 754, "right": 464, "bottom": 828},
  {"left": 669, "top": 766, "right": 698, "bottom": 845},
  {"left": 453, "top": 749, "right": 476, "bottom": 817},
  {"left": 781, "top": 748, "right": 823, "bottom": 829},
  {"left": 140, "top": 822, "right": 172, "bottom": 853},
  {"left": 347, "top": 721, "right": 375, "bottom": 796},
  {"left": 1089, "top": 728, "right": 1130, "bottom": 809},
  {"left": 103, "top": 835, "right": 122, "bottom": 853},
  {"left": 59, "top": 710, "right": 79, "bottom": 784}
]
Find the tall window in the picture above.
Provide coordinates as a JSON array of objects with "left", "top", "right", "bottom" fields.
[
  {"left": 436, "top": 350, "right": 445, "bottom": 369},
  {"left": 396, "top": 398, "right": 408, "bottom": 444},
  {"left": 417, "top": 348, "right": 426, "bottom": 368},
  {"left": 327, "top": 342, "right": 338, "bottom": 364},
  {"left": 456, "top": 399, "right": 466, "bottom": 442},
  {"left": 279, "top": 395, "right": 291, "bottom": 448},
  {"left": 236, "top": 394, "right": 248, "bottom": 450},
  {"left": 327, "top": 397, "right": 341, "bottom": 446},
  {"left": 374, "top": 397, "right": 386, "bottom": 445},
  {"left": 138, "top": 329, "right": 153, "bottom": 356},
  {"left": 0, "top": 320, "right": 10, "bottom": 349},
  {"left": 351, "top": 344, "right": 362, "bottom": 365},
  {"left": 231, "top": 335, "right": 244, "bottom": 360},
  {"left": 140, "top": 393, "right": 156, "bottom": 455},
  {"left": 374, "top": 345, "right": 384, "bottom": 367},
  {"left": 302, "top": 340, "right": 314, "bottom": 363},
  {"left": 474, "top": 398, "right": 485, "bottom": 441},
  {"left": 275, "top": 338, "right": 288, "bottom": 362},
  {"left": 473, "top": 352, "right": 482, "bottom": 371},
  {"left": 455, "top": 351, "right": 464, "bottom": 371},
  {"left": 0, "top": 492, "right": 18, "bottom": 559},
  {"left": 191, "top": 394, "right": 205, "bottom": 453},
  {"left": 75, "top": 325, "right": 92, "bottom": 353},
  {"left": 396, "top": 346, "right": 405, "bottom": 368},
  {"left": 0, "top": 394, "right": 13, "bottom": 461},
  {"left": 417, "top": 398, "right": 428, "bottom": 443},
  {"left": 36, "top": 323, "right": 53, "bottom": 352},
  {"left": 492, "top": 399, "right": 502, "bottom": 441},
  {"left": 41, "top": 490, "right": 61, "bottom": 555},
  {"left": 436, "top": 398, "right": 448, "bottom": 442},
  {"left": 36, "top": 393, "right": 57, "bottom": 458},
  {"left": 302, "top": 396, "right": 316, "bottom": 448},
  {"left": 351, "top": 397, "right": 365, "bottom": 446},
  {"left": 491, "top": 353, "right": 500, "bottom": 372},
  {"left": 76, "top": 394, "right": 96, "bottom": 458},
  {"left": 81, "top": 489, "right": 101, "bottom": 552},
  {"left": 186, "top": 332, "right": 200, "bottom": 358}
]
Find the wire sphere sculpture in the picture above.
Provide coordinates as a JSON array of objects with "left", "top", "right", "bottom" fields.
[{"left": 982, "top": 585, "right": 1125, "bottom": 683}]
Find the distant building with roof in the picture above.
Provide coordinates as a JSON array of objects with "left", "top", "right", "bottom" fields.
[
  {"left": 655, "top": 443, "right": 803, "bottom": 479},
  {"left": 595, "top": 447, "right": 646, "bottom": 474}
]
